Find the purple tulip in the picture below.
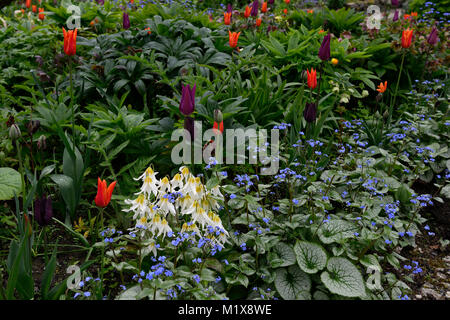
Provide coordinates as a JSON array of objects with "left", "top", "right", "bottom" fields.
[
  {"left": 427, "top": 26, "right": 438, "bottom": 45},
  {"left": 268, "top": 0, "right": 274, "bottom": 4},
  {"left": 227, "top": 3, "right": 232, "bottom": 14},
  {"left": 393, "top": 10, "right": 399, "bottom": 22},
  {"left": 179, "top": 83, "right": 196, "bottom": 116},
  {"left": 123, "top": 12, "right": 130, "bottom": 30},
  {"left": 318, "top": 33, "right": 331, "bottom": 61},
  {"left": 391, "top": 0, "right": 399, "bottom": 7},
  {"left": 184, "top": 116, "right": 195, "bottom": 141},
  {"left": 250, "top": 0, "right": 259, "bottom": 17},
  {"left": 303, "top": 102, "right": 317, "bottom": 123},
  {"left": 34, "top": 196, "right": 53, "bottom": 227}
]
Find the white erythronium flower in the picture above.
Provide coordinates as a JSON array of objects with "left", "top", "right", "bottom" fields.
[
  {"left": 159, "top": 176, "right": 171, "bottom": 194},
  {"left": 123, "top": 194, "right": 149, "bottom": 219},
  {"left": 124, "top": 165, "right": 229, "bottom": 249},
  {"left": 157, "top": 218, "right": 172, "bottom": 238},
  {"left": 171, "top": 173, "right": 184, "bottom": 190},
  {"left": 139, "top": 175, "right": 159, "bottom": 198},
  {"left": 157, "top": 194, "right": 176, "bottom": 216}
]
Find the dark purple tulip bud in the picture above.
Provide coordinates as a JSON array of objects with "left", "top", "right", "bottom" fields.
[
  {"left": 391, "top": 0, "right": 399, "bottom": 7},
  {"left": 179, "top": 83, "right": 196, "bottom": 116},
  {"left": 318, "top": 33, "right": 331, "bottom": 61},
  {"left": 268, "top": 0, "right": 274, "bottom": 4},
  {"left": 250, "top": 0, "right": 259, "bottom": 17},
  {"left": 303, "top": 102, "right": 317, "bottom": 123},
  {"left": 123, "top": 12, "right": 130, "bottom": 30},
  {"left": 34, "top": 195, "right": 53, "bottom": 227},
  {"left": 427, "top": 26, "right": 438, "bottom": 45},
  {"left": 26, "top": 120, "right": 40, "bottom": 135},
  {"left": 184, "top": 116, "right": 195, "bottom": 142},
  {"left": 393, "top": 10, "right": 399, "bottom": 22},
  {"left": 227, "top": 3, "right": 232, "bottom": 14}
]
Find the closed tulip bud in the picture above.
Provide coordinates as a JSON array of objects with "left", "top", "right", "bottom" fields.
[
  {"left": 427, "top": 26, "right": 438, "bottom": 45},
  {"left": 303, "top": 102, "right": 317, "bottom": 123},
  {"left": 24, "top": 214, "right": 33, "bottom": 237},
  {"left": 34, "top": 195, "right": 53, "bottom": 227},
  {"left": 37, "top": 135, "right": 47, "bottom": 150},
  {"left": 250, "top": 0, "right": 259, "bottom": 17},
  {"left": 301, "top": 70, "right": 308, "bottom": 80},
  {"left": 26, "top": 120, "right": 40, "bottom": 135},
  {"left": 227, "top": 3, "right": 232, "bottom": 14},
  {"left": 383, "top": 110, "right": 389, "bottom": 120},
  {"left": 318, "top": 33, "right": 331, "bottom": 61},
  {"left": 214, "top": 109, "right": 223, "bottom": 123},
  {"left": 179, "top": 83, "right": 196, "bottom": 116},
  {"left": 123, "top": 12, "right": 130, "bottom": 29},
  {"left": 9, "top": 124, "right": 21, "bottom": 141},
  {"left": 393, "top": 10, "right": 399, "bottom": 22}
]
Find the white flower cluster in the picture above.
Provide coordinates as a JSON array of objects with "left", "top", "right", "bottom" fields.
[{"left": 123, "top": 166, "right": 229, "bottom": 255}]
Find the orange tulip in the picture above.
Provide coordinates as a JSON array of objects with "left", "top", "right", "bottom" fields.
[
  {"left": 228, "top": 31, "right": 241, "bottom": 48},
  {"left": 401, "top": 28, "right": 413, "bottom": 48},
  {"left": 283, "top": 9, "right": 288, "bottom": 14},
  {"left": 224, "top": 12, "right": 231, "bottom": 25},
  {"left": 377, "top": 81, "right": 387, "bottom": 93},
  {"left": 331, "top": 58, "right": 338, "bottom": 65},
  {"left": 411, "top": 12, "right": 418, "bottom": 17},
  {"left": 318, "top": 29, "right": 325, "bottom": 34},
  {"left": 307, "top": 9, "right": 314, "bottom": 14},
  {"left": 256, "top": 18, "right": 262, "bottom": 27},
  {"left": 284, "top": 0, "right": 290, "bottom": 3},
  {"left": 307, "top": 68, "right": 317, "bottom": 89},
  {"left": 403, "top": 14, "right": 411, "bottom": 20},
  {"left": 244, "top": 6, "right": 251, "bottom": 18},
  {"left": 32, "top": 5, "right": 37, "bottom": 13},
  {"left": 63, "top": 27, "right": 77, "bottom": 56},
  {"left": 261, "top": 2, "right": 267, "bottom": 13},
  {"left": 95, "top": 178, "right": 116, "bottom": 208},
  {"left": 145, "top": 27, "right": 152, "bottom": 35},
  {"left": 26, "top": 0, "right": 31, "bottom": 9},
  {"left": 38, "top": 7, "right": 44, "bottom": 20}
]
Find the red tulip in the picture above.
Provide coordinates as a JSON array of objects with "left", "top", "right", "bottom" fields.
[
  {"left": 95, "top": 178, "right": 116, "bottom": 208},
  {"left": 63, "top": 27, "right": 77, "bottom": 56},
  {"left": 307, "top": 68, "right": 317, "bottom": 89},
  {"left": 228, "top": 31, "right": 241, "bottom": 48},
  {"left": 401, "top": 28, "right": 413, "bottom": 48}
]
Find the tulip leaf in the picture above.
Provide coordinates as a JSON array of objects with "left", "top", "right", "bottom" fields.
[{"left": 41, "top": 245, "right": 58, "bottom": 300}]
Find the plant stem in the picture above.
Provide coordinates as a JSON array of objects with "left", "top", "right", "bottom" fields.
[{"left": 390, "top": 51, "right": 405, "bottom": 126}]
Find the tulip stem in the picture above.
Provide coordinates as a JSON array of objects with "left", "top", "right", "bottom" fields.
[
  {"left": 99, "top": 207, "right": 105, "bottom": 298},
  {"left": 15, "top": 140, "right": 26, "bottom": 210},
  {"left": 390, "top": 51, "right": 405, "bottom": 127}
]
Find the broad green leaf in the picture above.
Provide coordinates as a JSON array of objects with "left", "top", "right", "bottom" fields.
[
  {"left": 318, "top": 219, "right": 358, "bottom": 244},
  {"left": 0, "top": 168, "right": 22, "bottom": 200},
  {"left": 274, "top": 265, "right": 311, "bottom": 300},
  {"left": 272, "top": 242, "right": 296, "bottom": 267},
  {"left": 294, "top": 241, "right": 328, "bottom": 274},
  {"left": 320, "top": 257, "right": 365, "bottom": 298}
]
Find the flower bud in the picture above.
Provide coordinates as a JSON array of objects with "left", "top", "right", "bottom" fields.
[
  {"left": 27, "top": 120, "right": 40, "bottom": 135},
  {"left": 383, "top": 110, "right": 389, "bottom": 120},
  {"left": 9, "top": 124, "right": 21, "bottom": 141},
  {"left": 37, "top": 135, "right": 47, "bottom": 150},
  {"left": 214, "top": 109, "right": 223, "bottom": 123}
]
